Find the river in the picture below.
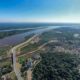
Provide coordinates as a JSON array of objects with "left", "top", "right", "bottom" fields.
[{"left": 0, "top": 26, "right": 60, "bottom": 47}]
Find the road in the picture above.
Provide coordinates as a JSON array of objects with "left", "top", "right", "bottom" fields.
[
  {"left": 11, "top": 35, "right": 49, "bottom": 80},
  {"left": 11, "top": 27, "right": 56, "bottom": 80},
  {"left": 12, "top": 47, "right": 23, "bottom": 80},
  {"left": 11, "top": 35, "right": 38, "bottom": 80}
]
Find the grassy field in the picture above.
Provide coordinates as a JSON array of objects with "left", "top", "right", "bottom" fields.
[
  {"left": 0, "top": 58, "right": 11, "bottom": 67},
  {"left": 2, "top": 71, "right": 18, "bottom": 80},
  {"left": 20, "top": 43, "right": 40, "bottom": 54},
  {"left": 0, "top": 46, "right": 12, "bottom": 58}
]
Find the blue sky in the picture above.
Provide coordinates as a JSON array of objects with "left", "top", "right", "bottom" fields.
[{"left": 0, "top": 0, "right": 80, "bottom": 23}]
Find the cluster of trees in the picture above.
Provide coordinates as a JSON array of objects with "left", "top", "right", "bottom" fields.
[
  {"left": 0, "top": 65, "right": 12, "bottom": 77},
  {"left": 20, "top": 59, "right": 28, "bottom": 77},
  {"left": 32, "top": 52, "right": 80, "bottom": 80}
]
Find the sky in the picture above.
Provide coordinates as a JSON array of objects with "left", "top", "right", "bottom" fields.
[{"left": 0, "top": 0, "right": 80, "bottom": 23}]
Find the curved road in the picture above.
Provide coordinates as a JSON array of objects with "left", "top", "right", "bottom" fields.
[
  {"left": 11, "top": 27, "right": 57, "bottom": 80},
  {"left": 11, "top": 35, "right": 38, "bottom": 80}
]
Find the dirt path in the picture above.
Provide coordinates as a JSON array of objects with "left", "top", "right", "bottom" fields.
[{"left": 27, "top": 68, "right": 32, "bottom": 80}]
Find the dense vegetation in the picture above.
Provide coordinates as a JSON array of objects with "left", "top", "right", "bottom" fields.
[
  {"left": 0, "top": 46, "right": 12, "bottom": 79},
  {"left": 32, "top": 52, "right": 80, "bottom": 80},
  {"left": 41, "top": 27, "right": 80, "bottom": 42},
  {"left": 1, "top": 26, "right": 80, "bottom": 79},
  {"left": 0, "top": 29, "right": 31, "bottom": 39},
  {"left": 0, "top": 63, "right": 12, "bottom": 78}
]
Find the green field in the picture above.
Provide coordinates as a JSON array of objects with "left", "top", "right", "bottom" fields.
[{"left": 21, "top": 43, "right": 39, "bottom": 54}]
